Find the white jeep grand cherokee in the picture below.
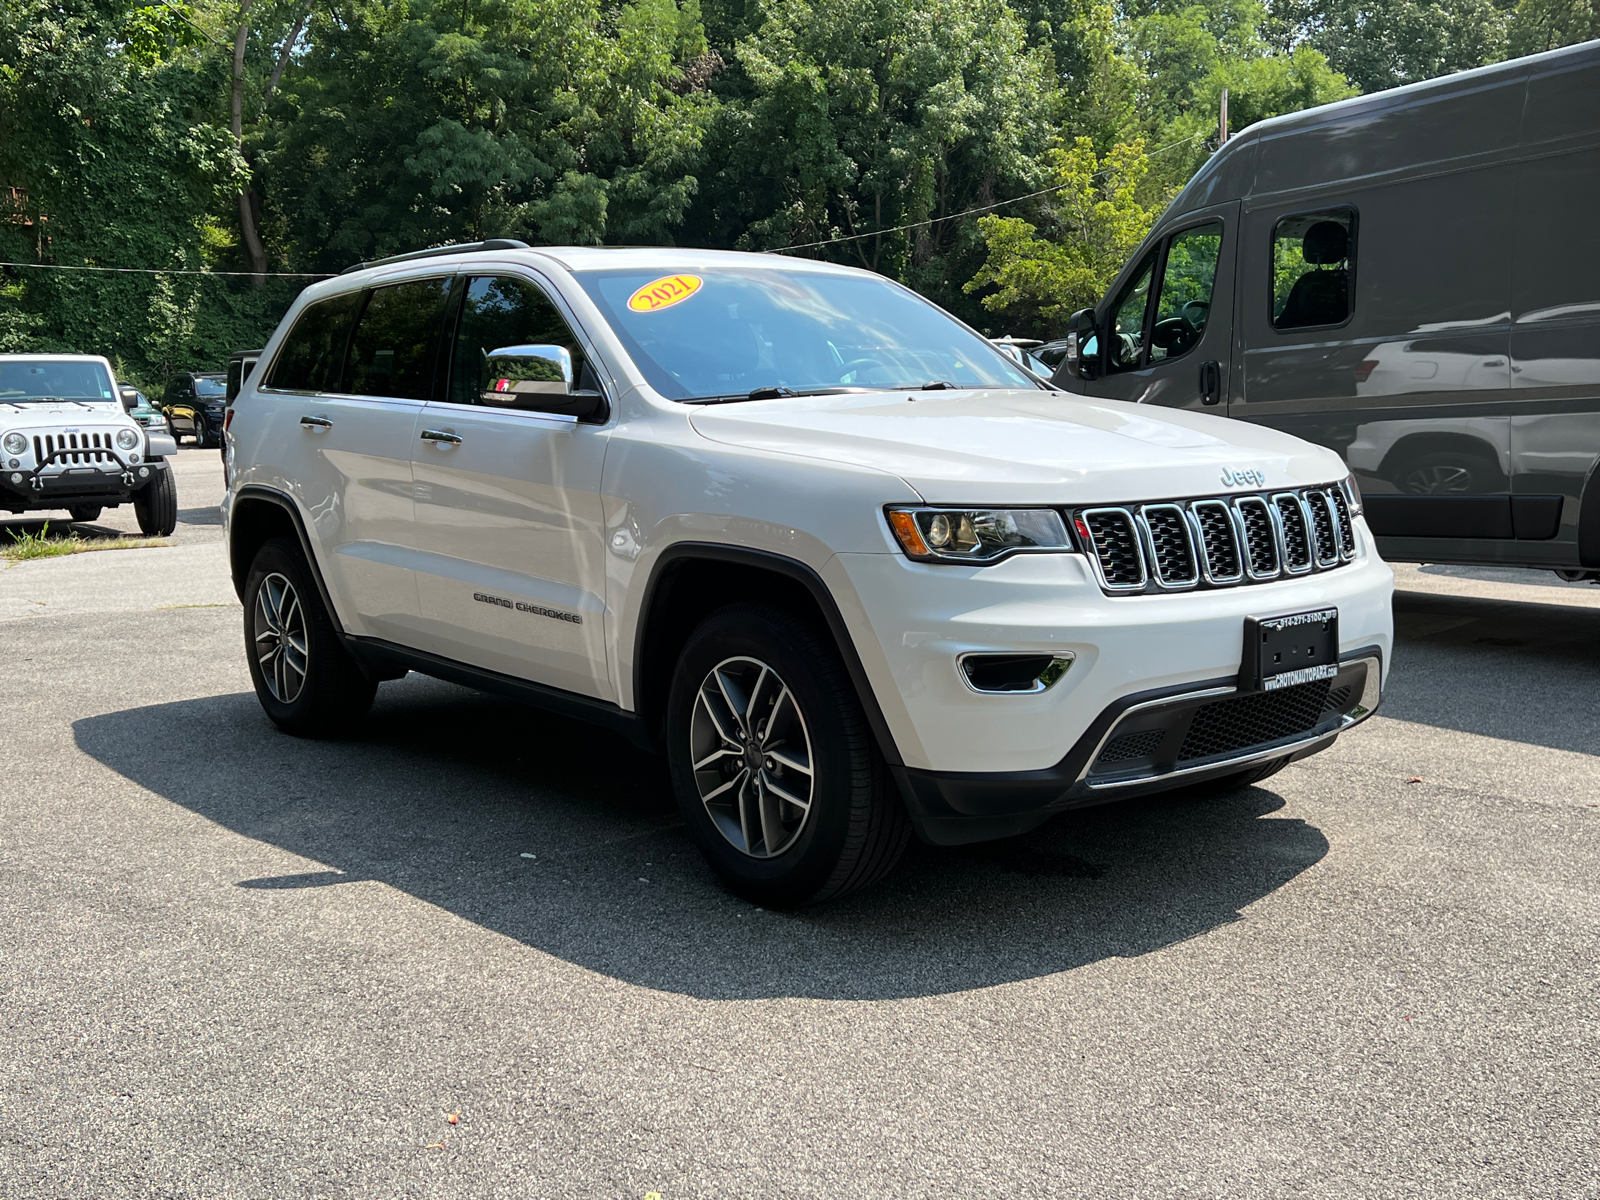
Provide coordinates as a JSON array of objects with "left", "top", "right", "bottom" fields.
[
  {"left": 224, "top": 242, "right": 1393, "bottom": 906},
  {"left": 1, "top": 354, "right": 179, "bottom": 532}
]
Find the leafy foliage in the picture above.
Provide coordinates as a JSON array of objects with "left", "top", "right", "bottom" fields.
[{"left": 0, "top": 0, "right": 1590, "bottom": 370}]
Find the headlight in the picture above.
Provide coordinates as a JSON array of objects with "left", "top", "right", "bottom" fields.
[
  {"left": 1341, "top": 474, "right": 1363, "bottom": 515},
  {"left": 2, "top": 432, "right": 26, "bottom": 456},
  {"left": 886, "top": 507, "right": 1073, "bottom": 564},
  {"left": 116, "top": 428, "right": 140, "bottom": 450}
]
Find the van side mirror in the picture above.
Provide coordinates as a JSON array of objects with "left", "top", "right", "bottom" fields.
[
  {"left": 482, "top": 344, "right": 603, "bottom": 419},
  {"left": 1064, "top": 309, "right": 1101, "bottom": 381}
]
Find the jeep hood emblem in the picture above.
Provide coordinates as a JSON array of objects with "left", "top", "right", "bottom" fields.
[{"left": 1221, "top": 467, "right": 1265, "bottom": 488}]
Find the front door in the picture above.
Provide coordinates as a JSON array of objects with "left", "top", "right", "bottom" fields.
[
  {"left": 1087, "top": 202, "right": 1238, "bottom": 411},
  {"left": 410, "top": 273, "right": 613, "bottom": 699}
]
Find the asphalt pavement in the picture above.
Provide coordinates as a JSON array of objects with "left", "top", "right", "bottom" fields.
[{"left": 1, "top": 453, "right": 1596, "bottom": 1198}]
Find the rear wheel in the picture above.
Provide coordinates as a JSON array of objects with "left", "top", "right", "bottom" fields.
[
  {"left": 243, "top": 538, "right": 376, "bottom": 736},
  {"left": 67, "top": 505, "right": 102, "bottom": 523},
  {"left": 666, "top": 604, "right": 910, "bottom": 908},
  {"left": 133, "top": 464, "right": 177, "bottom": 536}
]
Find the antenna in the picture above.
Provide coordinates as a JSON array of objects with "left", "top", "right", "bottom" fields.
[{"left": 1219, "top": 88, "right": 1229, "bottom": 146}]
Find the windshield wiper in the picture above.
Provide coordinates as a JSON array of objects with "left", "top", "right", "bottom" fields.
[
  {"left": 688, "top": 386, "right": 864, "bottom": 405},
  {"left": 920, "top": 381, "right": 956, "bottom": 390}
]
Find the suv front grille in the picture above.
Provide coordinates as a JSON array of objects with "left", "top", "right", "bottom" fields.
[
  {"left": 1178, "top": 678, "right": 1333, "bottom": 761},
  {"left": 33, "top": 431, "right": 119, "bottom": 467},
  {"left": 1075, "top": 484, "right": 1354, "bottom": 595}
]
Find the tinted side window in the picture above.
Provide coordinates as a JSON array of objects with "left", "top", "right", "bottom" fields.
[
  {"left": 1272, "top": 208, "right": 1355, "bottom": 330},
  {"left": 264, "top": 292, "right": 363, "bottom": 392},
  {"left": 1150, "top": 222, "right": 1221, "bottom": 362},
  {"left": 346, "top": 278, "right": 453, "bottom": 400},
  {"left": 447, "top": 276, "right": 596, "bottom": 409},
  {"left": 1106, "top": 253, "right": 1156, "bottom": 372}
]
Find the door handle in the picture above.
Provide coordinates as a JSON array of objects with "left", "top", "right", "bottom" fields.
[
  {"left": 419, "top": 429, "right": 462, "bottom": 445},
  {"left": 1199, "top": 359, "right": 1222, "bottom": 406},
  {"left": 300, "top": 415, "right": 332, "bottom": 430}
]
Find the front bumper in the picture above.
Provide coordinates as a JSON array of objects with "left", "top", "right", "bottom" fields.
[
  {"left": 893, "top": 650, "right": 1380, "bottom": 844},
  {"left": 0, "top": 452, "right": 160, "bottom": 508}
]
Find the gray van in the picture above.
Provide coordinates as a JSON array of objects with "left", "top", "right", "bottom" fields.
[{"left": 1055, "top": 40, "right": 1600, "bottom": 578}]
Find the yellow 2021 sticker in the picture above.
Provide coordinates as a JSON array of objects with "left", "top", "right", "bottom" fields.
[{"left": 627, "top": 274, "right": 702, "bottom": 313}]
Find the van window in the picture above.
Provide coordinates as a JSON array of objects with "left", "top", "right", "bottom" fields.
[
  {"left": 1150, "top": 222, "right": 1222, "bottom": 362},
  {"left": 447, "top": 276, "right": 598, "bottom": 408},
  {"left": 1106, "top": 252, "right": 1156, "bottom": 372},
  {"left": 263, "top": 292, "right": 363, "bottom": 392},
  {"left": 346, "top": 278, "right": 453, "bottom": 400},
  {"left": 1272, "top": 208, "right": 1355, "bottom": 330}
]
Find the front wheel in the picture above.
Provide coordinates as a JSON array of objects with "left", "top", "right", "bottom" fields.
[
  {"left": 243, "top": 538, "right": 376, "bottom": 737},
  {"left": 133, "top": 465, "right": 177, "bottom": 536},
  {"left": 666, "top": 604, "right": 910, "bottom": 908}
]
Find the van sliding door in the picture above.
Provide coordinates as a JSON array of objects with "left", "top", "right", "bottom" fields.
[{"left": 1231, "top": 166, "right": 1520, "bottom": 559}]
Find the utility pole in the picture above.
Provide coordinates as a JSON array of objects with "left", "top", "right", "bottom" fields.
[{"left": 1219, "top": 88, "right": 1230, "bottom": 146}]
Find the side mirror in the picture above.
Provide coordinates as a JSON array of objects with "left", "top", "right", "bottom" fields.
[
  {"left": 1064, "top": 309, "right": 1101, "bottom": 381},
  {"left": 482, "top": 344, "right": 603, "bottom": 419},
  {"left": 119, "top": 390, "right": 138, "bottom": 413}
]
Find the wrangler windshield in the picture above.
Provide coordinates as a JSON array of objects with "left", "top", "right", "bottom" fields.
[
  {"left": 575, "top": 267, "right": 1038, "bottom": 402},
  {"left": 0, "top": 361, "right": 117, "bottom": 403}
]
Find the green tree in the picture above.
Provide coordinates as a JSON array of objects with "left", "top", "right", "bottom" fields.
[
  {"left": 1509, "top": 0, "right": 1598, "bottom": 55},
  {"left": 1274, "top": 0, "right": 1513, "bottom": 93},
  {"left": 963, "top": 137, "right": 1162, "bottom": 336}
]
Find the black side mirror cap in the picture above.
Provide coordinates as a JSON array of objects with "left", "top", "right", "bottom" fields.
[{"left": 1064, "top": 308, "right": 1101, "bottom": 381}]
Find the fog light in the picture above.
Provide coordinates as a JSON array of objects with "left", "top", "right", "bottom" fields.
[
  {"left": 139, "top": 466, "right": 149, "bottom": 478},
  {"left": 9, "top": 472, "right": 21, "bottom": 485},
  {"left": 128, "top": 453, "right": 140, "bottom": 464},
  {"left": 959, "top": 652, "right": 1075, "bottom": 694},
  {"left": 6, "top": 458, "right": 16, "bottom": 469}
]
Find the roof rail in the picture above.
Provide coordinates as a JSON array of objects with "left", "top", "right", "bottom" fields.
[{"left": 340, "top": 238, "right": 531, "bottom": 275}]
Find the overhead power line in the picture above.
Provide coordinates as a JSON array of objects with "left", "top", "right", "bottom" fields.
[
  {"left": 764, "top": 131, "right": 1208, "bottom": 255},
  {"left": 0, "top": 261, "right": 332, "bottom": 278}
]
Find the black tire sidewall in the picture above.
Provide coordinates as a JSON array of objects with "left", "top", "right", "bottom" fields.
[
  {"left": 243, "top": 537, "right": 372, "bottom": 735},
  {"left": 134, "top": 465, "right": 177, "bottom": 536},
  {"left": 666, "top": 605, "right": 875, "bottom": 907}
]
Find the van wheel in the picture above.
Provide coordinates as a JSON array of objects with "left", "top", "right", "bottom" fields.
[
  {"left": 243, "top": 537, "right": 376, "bottom": 737},
  {"left": 68, "top": 505, "right": 102, "bottom": 523},
  {"left": 666, "top": 603, "right": 911, "bottom": 908},
  {"left": 133, "top": 465, "right": 177, "bottom": 536},
  {"left": 1396, "top": 448, "right": 1502, "bottom": 494}
]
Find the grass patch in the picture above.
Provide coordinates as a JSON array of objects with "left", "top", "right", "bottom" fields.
[{"left": 3, "top": 523, "right": 170, "bottom": 563}]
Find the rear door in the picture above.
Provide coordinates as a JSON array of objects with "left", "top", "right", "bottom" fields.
[
  {"left": 256, "top": 279, "right": 450, "bottom": 645},
  {"left": 1085, "top": 201, "right": 1239, "bottom": 411},
  {"left": 409, "top": 271, "right": 613, "bottom": 699}
]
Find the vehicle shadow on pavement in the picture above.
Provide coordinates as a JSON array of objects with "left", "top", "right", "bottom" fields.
[
  {"left": 74, "top": 676, "right": 1328, "bottom": 1001},
  {"left": 1388, "top": 590, "right": 1600, "bottom": 755}
]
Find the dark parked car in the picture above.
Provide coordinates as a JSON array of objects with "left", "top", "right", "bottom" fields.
[
  {"left": 160, "top": 370, "right": 228, "bottom": 448},
  {"left": 1055, "top": 40, "right": 1600, "bottom": 580}
]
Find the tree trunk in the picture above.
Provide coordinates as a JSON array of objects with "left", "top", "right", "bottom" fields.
[{"left": 232, "top": 0, "right": 268, "bottom": 283}]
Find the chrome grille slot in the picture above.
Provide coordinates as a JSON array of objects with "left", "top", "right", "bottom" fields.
[
  {"left": 1327, "top": 487, "right": 1356, "bottom": 559},
  {"left": 1081, "top": 508, "right": 1146, "bottom": 590},
  {"left": 1190, "top": 500, "right": 1243, "bottom": 583},
  {"left": 1234, "top": 497, "right": 1280, "bottom": 579},
  {"left": 1272, "top": 493, "right": 1313, "bottom": 573},
  {"left": 1306, "top": 490, "right": 1340, "bottom": 566},
  {"left": 1139, "top": 504, "right": 1197, "bottom": 587}
]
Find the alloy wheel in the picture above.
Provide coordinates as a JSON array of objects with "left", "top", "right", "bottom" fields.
[
  {"left": 1404, "top": 464, "right": 1473, "bottom": 494},
  {"left": 254, "top": 572, "right": 309, "bottom": 703},
  {"left": 689, "top": 656, "right": 815, "bottom": 858}
]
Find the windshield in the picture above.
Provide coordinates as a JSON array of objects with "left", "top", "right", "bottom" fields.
[
  {"left": 194, "top": 377, "right": 226, "bottom": 397},
  {"left": 574, "top": 267, "right": 1038, "bottom": 401},
  {"left": 0, "top": 360, "right": 116, "bottom": 403}
]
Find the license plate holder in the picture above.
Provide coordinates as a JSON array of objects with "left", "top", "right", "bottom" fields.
[{"left": 1240, "top": 608, "right": 1339, "bottom": 692}]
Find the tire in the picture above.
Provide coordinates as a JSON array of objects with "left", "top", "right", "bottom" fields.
[
  {"left": 133, "top": 464, "right": 177, "bottom": 536},
  {"left": 243, "top": 537, "right": 376, "bottom": 737},
  {"left": 665, "top": 603, "right": 911, "bottom": 908},
  {"left": 190, "top": 416, "right": 208, "bottom": 448},
  {"left": 68, "top": 505, "right": 102, "bottom": 523}
]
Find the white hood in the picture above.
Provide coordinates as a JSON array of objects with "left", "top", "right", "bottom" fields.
[
  {"left": 0, "top": 399, "right": 129, "bottom": 429},
  {"left": 688, "top": 389, "right": 1347, "bottom": 504}
]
